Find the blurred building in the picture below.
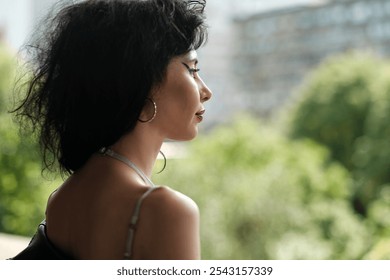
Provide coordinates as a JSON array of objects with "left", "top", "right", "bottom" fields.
[
  {"left": 233, "top": 0, "right": 390, "bottom": 116},
  {"left": 198, "top": 0, "right": 318, "bottom": 125}
]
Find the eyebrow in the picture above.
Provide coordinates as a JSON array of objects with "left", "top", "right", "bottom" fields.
[{"left": 184, "top": 51, "right": 198, "bottom": 64}]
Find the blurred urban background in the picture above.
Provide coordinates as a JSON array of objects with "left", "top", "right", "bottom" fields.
[{"left": 1, "top": 0, "right": 389, "bottom": 259}]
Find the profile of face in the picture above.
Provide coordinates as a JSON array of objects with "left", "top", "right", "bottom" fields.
[{"left": 142, "top": 50, "right": 212, "bottom": 141}]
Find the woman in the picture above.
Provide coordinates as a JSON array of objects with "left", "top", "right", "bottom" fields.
[{"left": 12, "top": 0, "right": 212, "bottom": 260}]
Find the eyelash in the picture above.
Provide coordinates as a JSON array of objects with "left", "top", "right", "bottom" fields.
[{"left": 182, "top": 63, "right": 200, "bottom": 78}]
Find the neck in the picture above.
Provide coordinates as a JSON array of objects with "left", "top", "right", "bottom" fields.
[{"left": 110, "top": 123, "right": 164, "bottom": 178}]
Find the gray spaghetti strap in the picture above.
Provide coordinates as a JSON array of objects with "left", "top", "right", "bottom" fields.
[
  {"left": 124, "top": 186, "right": 160, "bottom": 259},
  {"left": 100, "top": 147, "right": 155, "bottom": 187},
  {"left": 99, "top": 147, "right": 158, "bottom": 259}
]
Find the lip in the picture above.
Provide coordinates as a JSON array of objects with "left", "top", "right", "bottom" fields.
[
  {"left": 196, "top": 109, "right": 205, "bottom": 116},
  {"left": 195, "top": 109, "right": 205, "bottom": 121}
]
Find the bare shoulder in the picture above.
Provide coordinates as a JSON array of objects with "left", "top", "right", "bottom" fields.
[
  {"left": 135, "top": 186, "right": 200, "bottom": 259},
  {"left": 149, "top": 186, "right": 199, "bottom": 217},
  {"left": 144, "top": 186, "right": 200, "bottom": 232}
]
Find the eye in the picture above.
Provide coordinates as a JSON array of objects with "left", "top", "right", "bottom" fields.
[{"left": 182, "top": 63, "right": 200, "bottom": 78}]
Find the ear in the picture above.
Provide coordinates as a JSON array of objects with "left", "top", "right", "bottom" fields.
[{"left": 138, "top": 97, "right": 157, "bottom": 123}]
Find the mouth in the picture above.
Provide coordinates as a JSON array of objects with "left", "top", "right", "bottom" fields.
[{"left": 195, "top": 109, "right": 205, "bottom": 121}]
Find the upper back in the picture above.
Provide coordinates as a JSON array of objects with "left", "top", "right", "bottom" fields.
[{"left": 45, "top": 155, "right": 200, "bottom": 259}]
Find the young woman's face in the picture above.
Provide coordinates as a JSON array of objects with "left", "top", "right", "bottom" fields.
[{"left": 152, "top": 50, "right": 212, "bottom": 141}]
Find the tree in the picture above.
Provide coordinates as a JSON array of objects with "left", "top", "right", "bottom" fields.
[
  {"left": 0, "top": 43, "right": 54, "bottom": 236},
  {"left": 286, "top": 51, "right": 390, "bottom": 215},
  {"left": 286, "top": 52, "right": 379, "bottom": 170},
  {"left": 353, "top": 64, "right": 390, "bottom": 206},
  {"left": 0, "top": 43, "right": 15, "bottom": 113}
]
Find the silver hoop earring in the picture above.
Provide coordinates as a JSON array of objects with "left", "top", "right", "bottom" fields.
[
  {"left": 156, "top": 150, "right": 166, "bottom": 174},
  {"left": 138, "top": 98, "right": 157, "bottom": 123}
]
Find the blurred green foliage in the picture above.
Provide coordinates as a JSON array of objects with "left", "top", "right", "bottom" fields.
[
  {"left": 155, "top": 116, "right": 371, "bottom": 259},
  {"left": 0, "top": 44, "right": 15, "bottom": 113},
  {"left": 286, "top": 52, "right": 390, "bottom": 215},
  {"left": 0, "top": 44, "right": 53, "bottom": 236},
  {"left": 287, "top": 52, "right": 378, "bottom": 170},
  {"left": 353, "top": 66, "right": 390, "bottom": 208}
]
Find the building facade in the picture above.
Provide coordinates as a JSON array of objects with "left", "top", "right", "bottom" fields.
[{"left": 233, "top": 0, "right": 390, "bottom": 116}]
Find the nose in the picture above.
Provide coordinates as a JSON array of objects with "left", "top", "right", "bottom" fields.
[{"left": 199, "top": 77, "right": 212, "bottom": 102}]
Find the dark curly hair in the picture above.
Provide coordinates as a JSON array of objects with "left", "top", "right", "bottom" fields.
[{"left": 13, "top": 0, "right": 208, "bottom": 175}]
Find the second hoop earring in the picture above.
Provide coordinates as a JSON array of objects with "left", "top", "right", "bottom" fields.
[{"left": 138, "top": 98, "right": 157, "bottom": 123}]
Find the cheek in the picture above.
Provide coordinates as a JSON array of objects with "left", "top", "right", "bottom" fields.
[
  {"left": 155, "top": 71, "right": 200, "bottom": 124},
  {"left": 167, "top": 85, "right": 199, "bottom": 115}
]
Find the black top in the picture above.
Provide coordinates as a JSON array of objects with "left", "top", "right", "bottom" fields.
[{"left": 10, "top": 221, "right": 72, "bottom": 260}]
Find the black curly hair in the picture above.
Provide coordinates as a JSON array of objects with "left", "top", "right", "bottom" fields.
[{"left": 13, "top": 0, "right": 208, "bottom": 175}]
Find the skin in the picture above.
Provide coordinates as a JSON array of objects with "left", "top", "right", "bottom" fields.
[{"left": 45, "top": 50, "right": 212, "bottom": 259}]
